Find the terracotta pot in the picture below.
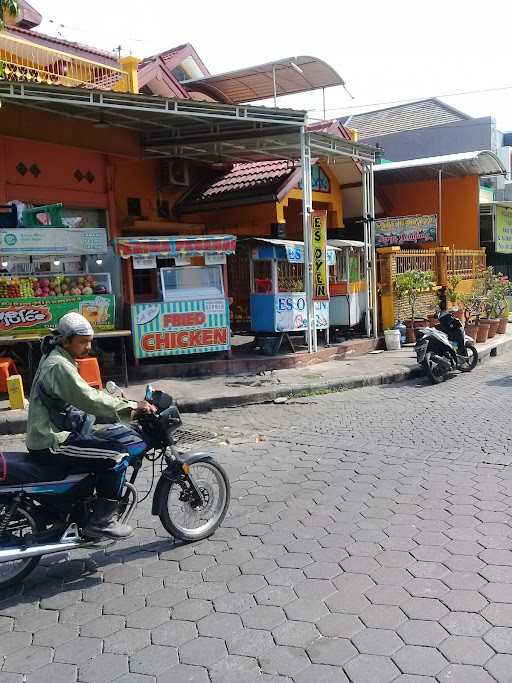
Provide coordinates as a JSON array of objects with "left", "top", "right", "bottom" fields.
[
  {"left": 405, "top": 325, "right": 416, "bottom": 344},
  {"left": 479, "top": 319, "right": 499, "bottom": 339},
  {"left": 465, "top": 323, "right": 478, "bottom": 339},
  {"left": 489, "top": 319, "right": 500, "bottom": 339},
  {"left": 405, "top": 318, "right": 427, "bottom": 330},
  {"left": 476, "top": 322, "right": 490, "bottom": 343},
  {"left": 498, "top": 317, "right": 508, "bottom": 334}
]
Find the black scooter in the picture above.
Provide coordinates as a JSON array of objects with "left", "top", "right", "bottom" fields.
[{"left": 415, "top": 311, "right": 479, "bottom": 384}]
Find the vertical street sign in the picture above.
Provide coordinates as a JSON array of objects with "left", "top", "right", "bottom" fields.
[{"left": 311, "top": 210, "right": 329, "bottom": 301}]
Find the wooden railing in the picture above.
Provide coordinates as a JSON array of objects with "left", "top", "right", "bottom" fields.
[
  {"left": 395, "top": 250, "right": 437, "bottom": 276},
  {"left": 0, "top": 32, "right": 130, "bottom": 92},
  {"left": 447, "top": 250, "right": 486, "bottom": 280}
]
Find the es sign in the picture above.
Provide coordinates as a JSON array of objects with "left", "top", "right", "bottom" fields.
[{"left": 311, "top": 210, "right": 329, "bottom": 301}]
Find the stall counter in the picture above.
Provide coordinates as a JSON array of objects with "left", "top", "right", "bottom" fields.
[{"left": 131, "top": 297, "right": 230, "bottom": 359}]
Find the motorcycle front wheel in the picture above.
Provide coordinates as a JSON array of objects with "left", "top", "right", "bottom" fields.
[
  {"left": 459, "top": 343, "right": 478, "bottom": 372},
  {"left": 422, "top": 351, "right": 446, "bottom": 384},
  {"left": 157, "top": 460, "right": 230, "bottom": 542}
]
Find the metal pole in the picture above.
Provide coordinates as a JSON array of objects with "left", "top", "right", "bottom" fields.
[
  {"left": 362, "top": 164, "right": 371, "bottom": 337},
  {"left": 300, "top": 126, "right": 314, "bottom": 353},
  {"left": 272, "top": 66, "right": 277, "bottom": 108},
  {"left": 322, "top": 88, "right": 326, "bottom": 120},
  {"left": 438, "top": 169, "right": 443, "bottom": 245},
  {"left": 369, "top": 163, "right": 378, "bottom": 338}
]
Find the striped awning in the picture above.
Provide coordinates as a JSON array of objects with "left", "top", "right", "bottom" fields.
[{"left": 114, "top": 235, "right": 237, "bottom": 259}]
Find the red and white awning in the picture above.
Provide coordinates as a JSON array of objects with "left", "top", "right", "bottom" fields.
[{"left": 114, "top": 235, "right": 236, "bottom": 259}]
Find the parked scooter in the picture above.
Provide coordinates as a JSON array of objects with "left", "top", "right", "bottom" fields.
[
  {"left": 0, "top": 384, "right": 230, "bottom": 588},
  {"left": 415, "top": 311, "right": 478, "bottom": 384}
]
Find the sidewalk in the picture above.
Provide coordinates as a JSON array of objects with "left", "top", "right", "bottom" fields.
[{"left": 1, "top": 328, "right": 512, "bottom": 435}]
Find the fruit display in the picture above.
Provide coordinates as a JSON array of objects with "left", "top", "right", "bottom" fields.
[{"left": 0, "top": 273, "right": 111, "bottom": 299}]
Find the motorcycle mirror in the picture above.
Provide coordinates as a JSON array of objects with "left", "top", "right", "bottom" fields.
[
  {"left": 105, "top": 381, "right": 119, "bottom": 396},
  {"left": 145, "top": 385, "right": 154, "bottom": 402}
]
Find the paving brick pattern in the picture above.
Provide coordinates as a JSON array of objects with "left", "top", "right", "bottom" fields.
[{"left": 2, "top": 356, "right": 512, "bottom": 681}]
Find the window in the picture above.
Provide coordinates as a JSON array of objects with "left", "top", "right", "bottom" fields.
[
  {"left": 160, "top": 266, "right": 224, "bottom": 301},
  {"left": 171, "top": 65, "right": 189, "bottom": 83},
  {"left": 311, "top": 165, "right": 330, "bottom": 193},
  {"left": 298, "top": 165, "right": 330, "bottom": 193}
]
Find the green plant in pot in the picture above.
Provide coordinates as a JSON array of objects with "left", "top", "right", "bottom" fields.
[
  {"left": 446, "top": 273, "right": 463, "bottom": 317},
  {"left": 493, "top": 274, "right": 512, "bottom": 333},
  {"left": 395, "top": 269, "right": 435, "bottom": 343}
]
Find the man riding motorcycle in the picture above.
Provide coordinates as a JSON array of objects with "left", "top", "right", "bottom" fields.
[{"left": 26, "top": 312, "right": 154, "bottom": 539}]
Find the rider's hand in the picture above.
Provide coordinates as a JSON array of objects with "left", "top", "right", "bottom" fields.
[{"left": 137, "top": 401, "right": 156, "bottom": 414}]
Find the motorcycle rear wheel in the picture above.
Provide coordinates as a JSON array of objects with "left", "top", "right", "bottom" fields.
[
  {"left": 422, "top": 352, "right": 446, "bottom": 384},
  {"left": 459, "top": 344, "right": 478, "bottom": 372},
  {"left": 0, "top": 504, "right": 43, "bottom": 589},
  {"left": 158, "top": 460, "right": 230, "bottom": 542}
]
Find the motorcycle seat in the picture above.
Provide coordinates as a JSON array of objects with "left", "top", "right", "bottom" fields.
[{"left": 0, "top": 451, "right": 66, "bottom": 485}]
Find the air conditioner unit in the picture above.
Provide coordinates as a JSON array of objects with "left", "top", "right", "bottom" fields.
[{"left": 161, "top": 159, "right": 190, "bottom": 187}]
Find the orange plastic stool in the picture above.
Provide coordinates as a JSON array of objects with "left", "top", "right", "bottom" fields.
[
  {"left": 0, "top": 357, "right": 19, "bottom": 393},
  {"left": 76, "top": 357, "right": 102, "bottom": 390}
]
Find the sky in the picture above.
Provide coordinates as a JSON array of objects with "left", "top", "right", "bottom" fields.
[{"left": 35, "top": 0, "right": 512, "bottom": 132}]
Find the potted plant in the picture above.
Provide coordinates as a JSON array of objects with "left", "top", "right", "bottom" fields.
[
  {"left": 395, "top": 269, "right": 435, "bottom": 343},
  {"left": 479, "top": 267, "right": 501, "bottom": 338},
  {"left": 446, "top": 273, "right": 463, "bottom": 321},
  {"left": 393, "top": 278, "right": 408, "bottom": 344},
  {"left": 493, "top": 274, "right": 512, "bottom": 334}
]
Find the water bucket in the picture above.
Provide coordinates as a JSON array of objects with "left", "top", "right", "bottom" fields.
[{"left": 384, "top": 329, "right": 401, "bottom": 351}]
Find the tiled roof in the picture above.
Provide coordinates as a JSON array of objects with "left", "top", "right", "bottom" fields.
[
  {"left": 139, "top": 45, "right": 188, "bottom": 68},
  {"left": 177, "top": 160, "right": 299, "bottom": 212},
  {"left": 340, "top": 99, "right": 470, "bottom": 139},
  {"left": 6, "top": 25, "right": 118, "bottom": 65}
]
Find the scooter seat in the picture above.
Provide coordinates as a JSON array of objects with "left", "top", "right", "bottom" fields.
[{"left": 0, "top": 452, "right": 66, "bottom": 486}]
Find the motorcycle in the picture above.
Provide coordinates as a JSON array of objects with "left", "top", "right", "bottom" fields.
[
  {"left": 415, "top": 311, "right": 478, "bottom": 384},
  {"left": 0, "top": 384, "right": 230, "bottom": 589}
]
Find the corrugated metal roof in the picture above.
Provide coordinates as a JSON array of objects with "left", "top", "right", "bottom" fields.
[
  {"left": 341, "top": 99, "right": 469, "bottom": 139},
  {"left": 183, "top": 56, "right": 344, "bottom": 104},
  {"left": 374, "top": 150, "right": 506, "bottom": 182}
]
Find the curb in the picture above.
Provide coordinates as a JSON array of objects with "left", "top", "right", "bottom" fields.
[{"left": 2, "top": 336, "right": 512, "bottom": 435}]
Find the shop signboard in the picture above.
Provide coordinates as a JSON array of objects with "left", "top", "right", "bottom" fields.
[
  {"left": 311, "top": 210, "right": 329, "bottom": 301},
  {"left": 275, "top": 294, "right": 329, "bottom": 332},
  {"left": 284, "top": 243, "right": 336, "bottom": 266},
  {"left": 375, "top": 214, "right": 437, "bottom": 247},
  {"left": 0, "top": 228, "right": 108, "bottom": 255},
  {"left": 496, "top": 205, "right": 512, "bottom": 254},
  {"left": 0, "top": 294, "right": 115, "bottom": 335},
  {"left": 131, "top": 298, "right": 230, "bottom": 358},
  {"left": 133, "top": 255, "right": 157, "bottom": 270}
]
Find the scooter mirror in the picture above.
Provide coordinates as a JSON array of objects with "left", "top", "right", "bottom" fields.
[{"left": 105, "top": 381, "right": 118, "bottom": 395}]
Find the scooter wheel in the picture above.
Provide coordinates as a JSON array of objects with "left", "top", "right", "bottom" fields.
[
  {"left": 459, "top": 344, "right": 478, "bottom": 372},
  {"left": 422, "top": 352, "right": 446, "bottom": 384}
]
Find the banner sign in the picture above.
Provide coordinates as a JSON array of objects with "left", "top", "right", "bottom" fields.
[
  {"left": 496, "top": 205, "right": 512, "bottom": 254},
  {"left": 0, "top": 228, "right": 108, "bottom": 255},
  {"left": 0, "top": 294, "right": 115, "bottom": 335},
  {"left": 311, "top": 210, "right": 329, "bottom": 301},
  {"left": 275, "top": 294, "right": 329, "bottom": 332},
  {"left": 131, "top": 298, "right": 230, "bottom": 359},
  {"left": 375, "top": 214, "right": 437, "bottom": 247}
]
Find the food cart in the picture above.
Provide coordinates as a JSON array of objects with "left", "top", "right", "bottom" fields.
[
  {"left": 327, "top": 239, "right": 367, "bottom": 330},
  {"left": 0, "top": 225, "right": 114, "bottom": 335},
  {"left": 114, "top": 235, "right": 236, "bottom": 361},
  {"left": 249, "top": 238, "right": 336, "bottom": 338}
]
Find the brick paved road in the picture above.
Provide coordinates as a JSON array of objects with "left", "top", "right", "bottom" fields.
[{"left": 2, "top": 356, "right": 512, "bottom": 682}]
